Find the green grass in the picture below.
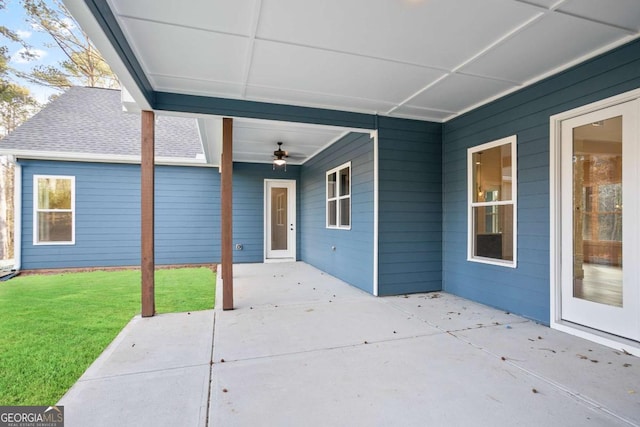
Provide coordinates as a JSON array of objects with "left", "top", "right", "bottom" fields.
[{"left": 0, "top": 267, "right": 215, "bottom": 405}]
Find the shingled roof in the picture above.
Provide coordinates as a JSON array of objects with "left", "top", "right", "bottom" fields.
[{"left": 0, "top": 86, "right": 203, "bottom": 161}]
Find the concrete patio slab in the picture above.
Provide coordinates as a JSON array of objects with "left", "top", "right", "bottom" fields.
[
  {"left": 81, "top": 310, "right": 214, "bottom": 379},
  {"left": 385, "top": 291, "right": 527, "bottom": 332},
  {"left": 61, "top": 365, "right": 210, "bottom": 427},
  {"left": 58, "top": 262, "right": 639, "bottom": 426},
  {"left": 214, "top": 298, "right": 441, "bottom": 361},
  {"left": 58, "top": 311, "right": 214, "bottom": 427},
  {"left": 230, "top": 262, "right": 366, "bottom": 309},
  {"left": 455, "top": 320, "right": 640, "bottom": 426},
  {"left": 210, "top": 334, "right": 625, "bottom": 427}
]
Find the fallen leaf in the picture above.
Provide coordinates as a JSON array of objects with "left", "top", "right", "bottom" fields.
[
  {"left": 501, "top": 356, "right": 506, "bottom": 361},
  {"left": 532, "top": 388, "right": 539, "bottom": 394},
  {"left": 537, "top": 336, "right": 543, "bottom": 340},
  {"left": 590, "top": 359, "right": 598, "bottom": 363},
  {"left": 577, "top": 354, "right": 588, "bottom": 360},
  {"left": 223, "top": 388, "right": 228, "bottom": 393},
  {"left": 131, "top": 343, "right": 135, "bottom": 347},
  {"left": 623, "top": 363, "right": 632, "bottom": 367},
  {"left": 622, "top": 349, "right": 632, "bottom": 356}
]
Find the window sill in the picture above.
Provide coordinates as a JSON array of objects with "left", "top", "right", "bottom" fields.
[{"left": 467, "top": 256, "right": 517, "bottom": 268}]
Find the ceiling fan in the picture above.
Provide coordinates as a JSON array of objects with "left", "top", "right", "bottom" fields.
[{"left": 273, "top": 141, "right": 288, "bottom": 167}]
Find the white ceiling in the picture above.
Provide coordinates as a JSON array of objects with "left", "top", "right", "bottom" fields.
[
  {"left": 105, "top": 0, "right": 640, "bottom": 122},
  {"left": 68, "top": 0, "right": 640, "bottom": 164}
]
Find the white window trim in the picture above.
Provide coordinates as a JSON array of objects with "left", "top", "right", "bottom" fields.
[
  {"left": 467, "top": 135, "right": 517, "bottom": 268},
  {"left": 33, "top": 174, "right": 76, "bottom": 245},
  {"left": 326, "top": 161, "right": 352, "bottom": 230}
]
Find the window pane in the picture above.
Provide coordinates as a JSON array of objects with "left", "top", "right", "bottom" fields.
[
  {"left": 38, "top": 212, "right": 72, "bottom": 242},
  {"left": 598, "top": 183, "right": 622, "bottom": 212},
  {"left": 327, "top": 173, "right": 336, "bottom": 198},
  {"left": 38, "top": 178, "right": 72, "bottom": 209},
  {"left": 472, "top": 144, "right": 512, "bottom": 203},
  {"left": 339, "top": 198, "right": 350, "bottom": 227},
  {"left": 473, "top": 204, "right": 513, "bottom": 261},
  {"left": 328, "top": 200, "right": 337, "bottom": 226},
  {"left": 598, "top": 213, "right": 622, "bottom": 241},
  {"left": 339, "top": 167, "right": 350, "bottom": 196},
  {"left": 270, "top": 188, "right": 287, "bottom": 250}
]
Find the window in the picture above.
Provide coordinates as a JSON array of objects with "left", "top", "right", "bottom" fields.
[
  {"left": 34, "top": 175, "right": 75, "bottom": 245},
  {"left": 468, "top": 136, "right": 516, "bottom": 267},
  {"left": 326, "top": 162, "right": 351, "bottom": 229},
  {"left": 581, "top": 156, "right": 622, "bottom": 243}
]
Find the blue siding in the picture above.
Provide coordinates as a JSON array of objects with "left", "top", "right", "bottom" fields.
[
  {"left": 20, "top": 160, "right": 219, "bottom": 269},
  {"left": 377, "top": 117, "right": 443, "bottom": 296},
  {"left": 232, "top": 162, "right": 301, "bottom": 263},
  {"left": 442, "top": 38, "right": 640, "bottom": 324},
  {"left": 300, "top": 132, "right": 374, "bottom": 293}
]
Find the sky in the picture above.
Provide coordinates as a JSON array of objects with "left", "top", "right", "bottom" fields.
[{"left": 3, "top": 0, "right": 67, "bottom": 103}]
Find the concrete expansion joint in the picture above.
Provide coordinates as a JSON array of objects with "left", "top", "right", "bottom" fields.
[
  {"left": 210, "top": 332, "right": 444, "bottom": 366},
  {"left": 205, "top": 312, "right": 217, "bottom": 427},
  {"left": 77, "top": 362, "right": 209, "bottom": 383}
]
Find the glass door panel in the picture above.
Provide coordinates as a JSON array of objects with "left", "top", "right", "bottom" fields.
[
  {"left": 561, "top": 100, "right": 639, "bottom": 341},
  {"left": 572, "top": 116, "right": 623, "bottom": 308}
]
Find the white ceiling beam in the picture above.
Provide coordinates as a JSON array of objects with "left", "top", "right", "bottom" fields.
[{"left": 241, "top": 0, "right": 264, "bottom": 97}]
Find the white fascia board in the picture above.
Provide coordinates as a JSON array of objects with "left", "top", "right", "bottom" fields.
[
  {"left": 121, "top": 86, "right": 142, "bottom": 113},
  {"left": 1, "top": 149, "right": 215, "bottom": 168},
  {"left": 196, "top": 117, "right": 222, "bottom": 167},
  {"left": 62, "top": 0, "right": 152, "bottom": 111}
]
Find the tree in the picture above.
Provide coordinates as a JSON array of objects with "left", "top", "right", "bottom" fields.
[
  {"left": 20, "top": 0, "right": 119, "bottom": 90},
  {"left": 0, "top": 82, "right": 38, "bottom": 136},
  {"left": 1, "top": 0, "right": 34, "bottom": 100},
  {"left": 0, "top": 155, "right": 14, "bottom": 261}
]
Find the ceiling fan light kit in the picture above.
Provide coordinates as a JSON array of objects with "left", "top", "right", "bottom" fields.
[{"left": 273, "top": 141, "right": 288, "bottom": 171}]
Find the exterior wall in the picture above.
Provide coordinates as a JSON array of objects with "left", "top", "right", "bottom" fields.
[
  {"left": 232, "top": 162, "right": 301, "bottom": 263},
  {"left": 377, "top": 117, "right": 443, "bottom": 296},
  {"left": 442, "top": 39, "right": 640, "bottom": 324},
  {"left": 19, "top": 160, "right": 302, "bottom": 270},
  {"left": 20, "top": 160, "right": 219, "bottom": 269},
  {"left": 300, "top": 132, "right": 374, "bottom": 293}
]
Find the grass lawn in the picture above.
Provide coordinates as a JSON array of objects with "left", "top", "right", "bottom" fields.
[{"left": 0, "top": 267, "right": 215, "bottom": 406}]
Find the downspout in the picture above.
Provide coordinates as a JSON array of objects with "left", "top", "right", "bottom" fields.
[{"left": 12, "top": 159, "right": 21, "bottom": 271}]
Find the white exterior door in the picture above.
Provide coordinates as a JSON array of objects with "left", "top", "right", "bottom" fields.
[
  {"left": 560, "top": 100, "right": 640, "bottom": 341},
  {"left": 265, "top": 180, "right": 296, "bottom": 260}
]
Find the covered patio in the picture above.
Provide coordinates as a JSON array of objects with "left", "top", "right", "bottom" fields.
[{"left": 59, "top": 262, "right": 639, "bottom": 426}]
